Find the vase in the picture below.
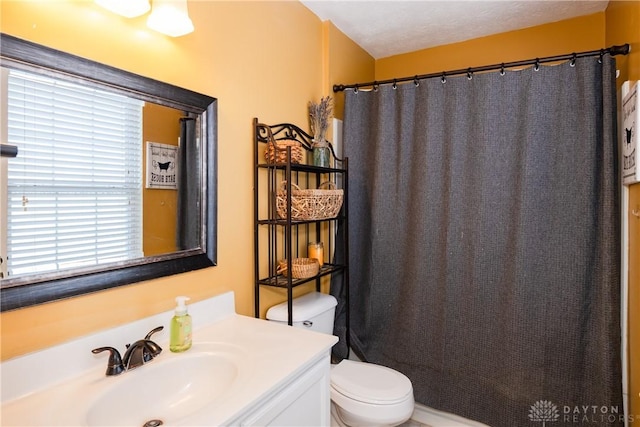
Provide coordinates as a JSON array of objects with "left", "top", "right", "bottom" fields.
[{"left": 312, "top": 145, "right": 330, "bottom": 167}]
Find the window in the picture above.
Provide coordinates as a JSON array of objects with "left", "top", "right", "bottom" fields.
[{"left": 2, "top": 69, "right": 143, "bottom": 278}]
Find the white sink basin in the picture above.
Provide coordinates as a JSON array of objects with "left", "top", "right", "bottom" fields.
[
  {"left": 86, "top": 347, "right": 241, "bottom": 426},
  {"left": 1, "top": 298, "right": 337, "bottom": 427}
]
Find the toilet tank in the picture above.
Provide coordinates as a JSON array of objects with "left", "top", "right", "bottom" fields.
[{"left": 266, "top": 292, "right": 337, "bottom": 335}]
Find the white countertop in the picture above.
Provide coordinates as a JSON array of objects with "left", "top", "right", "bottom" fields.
[{"left": 1, "top": 292, "right": 338, "bottom": 426}]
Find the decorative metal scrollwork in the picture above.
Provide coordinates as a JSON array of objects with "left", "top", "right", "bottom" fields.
[
  {"left": 256, "top": 122, "right": 344, "bottom": 162},
  {"left": 257, "top": 123, "right": 314, "bottom": 150}
]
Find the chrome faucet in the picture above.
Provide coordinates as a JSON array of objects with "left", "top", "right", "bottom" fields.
[{"left": 92, "top": 326, "right": 164, "bottom": 376}]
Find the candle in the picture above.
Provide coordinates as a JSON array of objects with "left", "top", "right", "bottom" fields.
[{"left": 308, "top": 242, "right": 324, "bottom": 267}]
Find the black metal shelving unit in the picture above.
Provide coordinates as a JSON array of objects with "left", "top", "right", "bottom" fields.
[{"left": 253, "top": 118, "right": 348, "bottom": 326}]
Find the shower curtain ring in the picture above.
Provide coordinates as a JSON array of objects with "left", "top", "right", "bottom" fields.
[
  {"left": 441, "top": 72, "right": 447, "bottom": 83},
  {"left": 534, "top": 58, "right": 540, "bottom": 71},
  {"left": 598, "top": 49, "right": 604, "bottom": 64},
  {"left": 392, "top": 79, "right": 397, "bottom": 89},
  {"left": 354, "top": 84, "right": 359, "bottom": 94},
  {"left": 373, "top": 81, "right": 379, "bottom": 92},
  {"left": 414, "top": 76, "right": 420, "bottom": 87},
  {"left": 500, "top": 63, "right": 505, "bottom": 76},
  {"left": 467, "top": 68, "right": 473, "bottom": 80},
  {"left": 570, "top": 53, "right": 577, "bottom": 67}
]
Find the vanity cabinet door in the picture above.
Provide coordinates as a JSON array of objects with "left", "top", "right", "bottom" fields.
[{"left": 239, "top": 354, "right": 331, "bottom": 426}]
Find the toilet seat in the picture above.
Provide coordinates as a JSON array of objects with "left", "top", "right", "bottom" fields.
[
  {"left": 330, "top": 360, "right": 414, "bottom": 426},
  {"left": 331, "top": 360, "right": 413, "bottom": 405}
]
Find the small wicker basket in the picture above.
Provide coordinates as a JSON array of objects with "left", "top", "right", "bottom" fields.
[
  {"left": 277, "top": 258, "right": 319, "bottom": 278},
  {"left": 263, "top": 125, "right": 304, "bottom": 164},
  {"left": 276, "top": 181, "right": 344, "bottom": 220},
  {"left": 264, "top": 139, "right": 304, "bottom": 164}
]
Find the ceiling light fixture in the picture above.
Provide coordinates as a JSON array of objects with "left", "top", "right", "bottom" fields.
[
  {"left": 146, "top": 0, "right": 194, "bottom": 37},
  {"left": 94, "top": 0, "right": 151, "bottom": 18}
]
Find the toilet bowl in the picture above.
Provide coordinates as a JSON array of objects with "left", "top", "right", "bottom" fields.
[
  {"left": 330, "top": 359, "right": 414, "bottom": 427},
  {"left": 266, "top": 292, "right": 415, "bottom": 427}
]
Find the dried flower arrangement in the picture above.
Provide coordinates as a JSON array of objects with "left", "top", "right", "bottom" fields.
[{"left": 308, "top": 96, "right": 333, "bottom": 148}]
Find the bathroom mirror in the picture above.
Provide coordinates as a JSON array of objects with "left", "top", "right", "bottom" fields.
[{"left": 0, "top": 34, "right": 217, "bottom": 311}]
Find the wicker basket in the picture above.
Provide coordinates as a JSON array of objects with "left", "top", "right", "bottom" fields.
[
  {"left": 264, "top": 139, "right": 304, "bottom": 164},
  {"left": 276, "top": 181, "right": 344, "bottom": 220},
  {"left": 263, "top": 125, "right": 304, "bottom": 164},
  {"left": 277, "top": 258, "right": 319, "bottom": 278}
]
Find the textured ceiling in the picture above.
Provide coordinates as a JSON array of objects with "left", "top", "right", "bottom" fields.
[{"left": 300, "top": 0, "right": 609, "bottom": 59}]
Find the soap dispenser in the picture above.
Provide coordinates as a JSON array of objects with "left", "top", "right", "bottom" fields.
[{"left": 170, "top": 296, "right": 192, "bottom": 352}]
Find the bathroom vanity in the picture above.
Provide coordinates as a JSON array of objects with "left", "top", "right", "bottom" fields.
[{"left": 1, "top": 292, "right": 338, "bottom": 426}]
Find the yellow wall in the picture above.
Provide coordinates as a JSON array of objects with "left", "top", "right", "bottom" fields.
[
  {"left": 0, "top": 0, "right": 329, "bottom": 361},
  {"left": 324, "top": 21, "right": 375, "bottom": 119},
  {"left": 142, "top": 103, "right": 182, "bottom": 256},
  {"left": 606, "top": 1, "right": 640, "bottom": 422},
  {"left": 376, "top": 12, "right": 605, "bottom": 80}
]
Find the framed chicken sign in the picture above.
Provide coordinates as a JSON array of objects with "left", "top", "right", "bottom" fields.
[
  {"left": 146, "top": 141, "right": 178, "bottom": 189},
  {"left": 623, "top": 81, "right": 639, "bottom": 185}
]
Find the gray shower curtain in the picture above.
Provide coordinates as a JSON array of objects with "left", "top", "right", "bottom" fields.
[
  {"left": 334, "top": 56, "right": 622, "bottom": 426},
  {"left": 177, "top": 116, "right": 200, "bottom": 250}
]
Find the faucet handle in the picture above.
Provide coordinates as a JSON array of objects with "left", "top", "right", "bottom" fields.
[
  {"left": 144, "top": 326, "right": 164, "bottom": 358},
  {"left": 145, "top": 325, "right": 164, "bottom": 340},
  {"left": 91, "top": 346, "right": 125, "bottom": 376}
]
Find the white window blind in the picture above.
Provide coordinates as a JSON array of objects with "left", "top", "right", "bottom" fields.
[{"left": 5, "top": 69, "right": 143, "bottom": 277}]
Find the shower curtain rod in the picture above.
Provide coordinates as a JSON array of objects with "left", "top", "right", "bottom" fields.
[{"left": 332, "top": 43, "right": 630, "bottom": 92}]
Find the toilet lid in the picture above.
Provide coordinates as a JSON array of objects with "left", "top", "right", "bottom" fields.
[{"left": 331, "top": 360, "right": 413, "bottom": 405}]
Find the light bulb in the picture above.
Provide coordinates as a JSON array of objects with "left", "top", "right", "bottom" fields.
[{"left": 147, "top": 0, "right": 194, "bottom": 37}]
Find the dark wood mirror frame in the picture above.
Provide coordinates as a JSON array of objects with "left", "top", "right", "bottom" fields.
[{"left": 0, "top": 33, "right": 217, "bottom": 311}]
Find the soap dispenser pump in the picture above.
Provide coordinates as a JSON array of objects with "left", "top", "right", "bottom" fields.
[{"left": 170, "top": 296, "right": 192, "bottom": 352}]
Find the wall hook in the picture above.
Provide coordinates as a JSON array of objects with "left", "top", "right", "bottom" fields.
[{"left": 632, "top": 207, "right": 640, "bottom": 218}]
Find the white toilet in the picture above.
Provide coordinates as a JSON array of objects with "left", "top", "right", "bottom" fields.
[{"left": 266, "top": 292, "right": 415, "bottom": 427}]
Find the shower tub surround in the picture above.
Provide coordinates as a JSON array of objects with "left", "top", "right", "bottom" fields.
[{"left": 1, "top": 291, "right": 337, "bottom": 426}]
